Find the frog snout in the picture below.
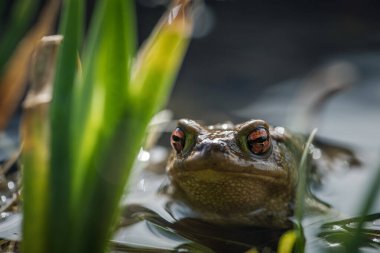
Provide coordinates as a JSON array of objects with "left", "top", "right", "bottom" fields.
[{"left": 195, "top": 142, "right": 227, "bottom": 156}]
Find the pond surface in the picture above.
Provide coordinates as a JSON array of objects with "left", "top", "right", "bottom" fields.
[
  {"left": 1, "top": 1, "right": 380, "bottom": 252},
  {"left": 111, "top": 51, "right": 380, "bottom": 252},
  {"left": 0, "top": 40, "right": 379, "bottom": 253}
]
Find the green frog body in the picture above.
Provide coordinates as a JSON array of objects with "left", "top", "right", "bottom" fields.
[{"left": 166, "top": 119, "right": 311, "bottom": 228}]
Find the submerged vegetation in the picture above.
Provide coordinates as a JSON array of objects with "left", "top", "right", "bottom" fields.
[{"left": 0, "top": 1, "right": 379, "bottom": 253}]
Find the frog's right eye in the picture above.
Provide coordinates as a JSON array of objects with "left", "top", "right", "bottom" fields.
[
  {"left": 171, "top": 128, "right": 186, "bottom": 154},
  {"left": 247, "top": 127, "right": 271, "bottom": 155}
]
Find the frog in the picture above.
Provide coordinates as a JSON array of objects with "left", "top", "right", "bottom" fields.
[{"left": 166, "top": 118, "right": 340, "bottom": 228}]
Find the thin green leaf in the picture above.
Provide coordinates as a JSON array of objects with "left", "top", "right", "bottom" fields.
[
  {"left": 69, "top": 1, "right": 192, "bottom": 252},
  {"left": 294, "top": 128, "right": 318, "bottom": 253},
  {"left": 295, "top": 128, "right": 318, "bottom": 221},
  {"left": 21, "top": 36, "right": 62, "bottom": 253},
  {"left": 48, "top": 0, "right": 83, "bottom": 252},
  {"left": 69, "top": 1, "right": 136, "bottom": 252},
  {"left": 70, "top": 0, "right": 136, "bottom": 201},
  {"left": 20, "top": 1, "right": 193, "bottom": 253},
  {"left": 130, "top": 0, "right": 193, "bottom": 124},
  {"left": 347, "top": 163, "right": 380, "bottom": 253}
]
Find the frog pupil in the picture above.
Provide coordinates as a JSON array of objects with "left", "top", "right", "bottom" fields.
[
  {"left": 172, "top": 135, "right": 181, "bottom": 142},
  {"left": 171, "top": 128, "right": 185, "bottom": 153},
  {"left": 249, "top": 136, "right": 267, "bottom": 143}
]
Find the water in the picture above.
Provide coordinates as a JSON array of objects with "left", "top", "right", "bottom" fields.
[
  {"left": 112, "top": 143, "right": 379, "bottom": 253},
  {"left": 1, "top": 58, "right": 379, "bottom": 252},
  {"left": 114, "top": 151, "right": 287, "bottom": 252},
  {"left": 112, "top": 55, "right": 380, "bottom": 252}
]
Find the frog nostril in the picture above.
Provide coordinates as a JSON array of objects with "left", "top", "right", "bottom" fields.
[
  {"left": 194, "top": 143, "right": 207, "bottom": 153},
  {"left": 195, "top": 142, "right": 227, "bottom": 155}
]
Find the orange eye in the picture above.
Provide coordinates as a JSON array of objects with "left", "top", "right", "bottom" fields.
[
  {"left": 171, "top": 128, "right": 186, "bottom": 153},
  {"left": 247, "top": 127, "right": 271, "bottom": 155}
]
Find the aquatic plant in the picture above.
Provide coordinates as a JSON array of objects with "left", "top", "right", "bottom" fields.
[{"left": 18, "top": 0, "right": 193, "bottom": 253}]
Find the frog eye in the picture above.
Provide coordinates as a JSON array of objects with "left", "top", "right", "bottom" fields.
[
  {"left": 247, "top": 127, "right": 271, "bottom": 155},
  {"left": 171, "top": 128, "right": 186, "bottom": 154}
]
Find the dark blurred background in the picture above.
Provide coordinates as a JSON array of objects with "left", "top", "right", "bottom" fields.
[
  {"left": 137, "top": 0, "right": 380, "bottom": 122},
  {"left": 2, "top": 0, "right": 380, "bottom": 127}
]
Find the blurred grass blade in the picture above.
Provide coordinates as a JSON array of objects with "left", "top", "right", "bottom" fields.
[
  {"left": 21, "top": 36, "right": 62, "bottom": 253},
  {"left": 294, "top": 128, "right": 318, "bottom": 253},
  {"left": 69, "top": 0, "right": 136, "bottom": 252},
  {"left": 295, "top": 128, "right": 318, "bottom": 220},
  {"left": 47, "top": 0, "right": 84, "bottom": 252},
  {"left": 68, "top": 1, "right": 193, "bottom": 252},
  {"left": 130, "top": 0, "right": 193, "bottom": 123},
  {"left": 70, "top": 0, "right": 136, "bottom": 200},
  {"left": 347, "top": 162, "right": 380, "bottom": 253},
  {"left": 0, "top": 0, "right": 59, "bottom": 130},
  {"left": 20, "top": 1, "right": 193, "bottom": 253}
]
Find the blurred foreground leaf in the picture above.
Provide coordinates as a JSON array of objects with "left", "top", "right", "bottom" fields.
[
  {"left": 21, "top": 35, "right": 62, "bottom": 253},
  {"left": 0, "top": 0, "right": 59, "bottom": 130},
  {"left": 20, "top": 1, "right": 193, "bottom": 253},
  {"left": 347, "top": 163, "right": 380, "bottom": 253},
  {"left": 293, "top": 129, "right": 318, "bottom": 253},
  {"left": 47, "top": 0, "right": 84, "bottom": 252},
  {"left": 277, "top": 230, "right": 297, "bottom": 253},
  {"left": 319, "top": 213, "right": 380, "bottom": 251},
  {"left": 68, "top": 1, "right": 136, "bottom": 252},
  {"left": 70, "top": 1, "right": 192, "bottom": 252}
]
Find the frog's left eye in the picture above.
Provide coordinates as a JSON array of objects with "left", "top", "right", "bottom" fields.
[
  {"left": 247, "top": 127, "right": 271, "bottom": 155},
  {"left": 171, "top": 128, "right": 186, "bottom": 154}
]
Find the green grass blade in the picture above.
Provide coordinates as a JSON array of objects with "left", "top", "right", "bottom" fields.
[
  {"left": 48, "top": 0, "right": 84, "bottom": 252},
  {"left": 294, "top": 128, "right": 318, "bottom": 253},
  {"left": 295, "top": 128, "right": 318, "bottom": 221},
  {"left": 68, "top": 1, "right": 136, "bottom": 252},
  {"left": 130, "top": 0, "right": 193, "bottom": 123},
  {"left": 70, "top": 0, "right": 136, "bottom": 202},
  {"left": 19, "top": 1, "right": 192, "bottom": 253},
  {"left": 68, "top": 1, "right": 192, "bottom": 252},
  {"left": 21, "top": 36, "right": 62, "bottom": 253},
  {"left": 347, "top": 162, "right": 380, "bottom": 253}
]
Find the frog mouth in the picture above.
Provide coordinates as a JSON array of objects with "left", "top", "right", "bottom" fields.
[
  {"left": 177, "top": 169, "right": 287, "bottom": 181},
  {"left": 173, "top": 153, "right": 288, "bottom": 179}
]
